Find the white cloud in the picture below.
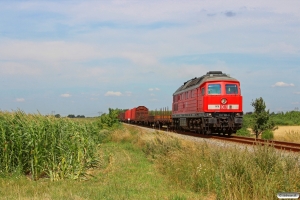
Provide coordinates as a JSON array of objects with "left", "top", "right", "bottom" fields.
[
  {"left": 149, "top": 88, "right": 160, "bottom": 91},
  {"left": 121, "top": 52, "right": 157, "bottom": 66},
  {"left": 79, "top": 68, "right": 107, "bottom": 78},
  {"left": 291, "top": 102, "right": 299, "bottom": 105},
  {"left": 0, "top": 40, "right": 103, "bottom": 62},
  {"left": 257, "top": 42, "right": 300, "bottom": 55},
  {"left": 104, "top": 91, "right": 122, "bottom": 96},
  {"left": 294, "top": 92, "right": 300, "bottom": 94},
  {"left": 15, "top": 98, "right": 25, "bottom": 102},
  {"left": 0, "top": 62, "right": 41, "bottom": 76},
  {"left": 61, "top": 93, "right": 71, "bottom": 97},
  {"left": 124, "top": 91, "right": 132, "bottom": 96},
  {"left": 272, "top": 82, "right": 295, "bottom": 87}
]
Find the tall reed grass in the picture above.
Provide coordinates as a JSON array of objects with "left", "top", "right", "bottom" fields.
[
  {"left": 129, "top": 126, "right": 300, "bottom": 200},
  {"left": 0, "top": 110, "right": 100, "bottom": 180}
]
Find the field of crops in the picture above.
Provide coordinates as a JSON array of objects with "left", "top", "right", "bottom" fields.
[
  {"left": 1, "top": 109, "right": 300, "bottom": 199},
  {"left": 0, "top": 110, "right": 119, "bottom": 181}
]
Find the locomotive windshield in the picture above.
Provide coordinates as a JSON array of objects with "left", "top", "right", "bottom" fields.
[
  {"left": 208, "top": 84, "right": 221, "bottom": 94},
  {"left": 225, "top": 84, "right": 238, "bottom": 94}
]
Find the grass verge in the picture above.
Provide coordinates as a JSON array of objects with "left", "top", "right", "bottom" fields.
[
  {"left": 0, "top": 126, "right": 205, "bottom": 200},
  {"left": 1, "top": 123, "right": 299, "bottom": 199},
  {"left": 126, "top": 125, "right": 300, "bottom": 200}
]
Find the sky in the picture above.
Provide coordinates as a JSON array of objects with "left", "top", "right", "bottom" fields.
[{"left": 0, "top": 0, "right": 300, "bottom": 117}]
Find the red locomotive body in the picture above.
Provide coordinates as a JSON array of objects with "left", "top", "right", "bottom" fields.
[{"left": 172, "top": 71, "right": 243, "bottom": 135}]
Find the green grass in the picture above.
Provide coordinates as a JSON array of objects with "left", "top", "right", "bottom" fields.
[
  {"left": 1, "top": 113, "right": 299, "bottom": 200},
  {"left": 0, "top": 131, "right": 203, "bottom": 199},
  {"left": 128, "top": 125, "right": 300, "bottom": 200},
  {"left": 0, "top": 110, "right": 101, "bottom": 180}
]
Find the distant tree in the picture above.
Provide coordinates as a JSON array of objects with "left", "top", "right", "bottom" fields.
[
  {"left": 97, "top": 108, "right": 120, "bottom": 129},
  {"left": 76, "top": 115, "right": 85, "bottom": 118},
  {"left": 67, "top": 114, "right": 75, "bottom": 118},
  {"left": 54, "top": 114, "right": 61, "bottom": 118},
  {"left": 251, "top": 97, "right": 277, "bottom": 139}
]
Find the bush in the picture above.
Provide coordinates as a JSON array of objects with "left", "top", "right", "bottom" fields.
[
  {"left": 97, "top": 108, "right": 120, "bottom": 130},
  {"left": 236, "top": 128, "right": 251, "bottom": 136},
  {"left": 261, "top": 129, "right": 274, "bottom": 140}
]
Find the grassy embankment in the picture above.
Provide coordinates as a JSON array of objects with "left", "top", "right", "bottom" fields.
[
  {"left": 0, "top": 110, "right": 199, "bottom": 199},
  {"left": 1, "top": 110, "right": 299, "bottom": 199}
]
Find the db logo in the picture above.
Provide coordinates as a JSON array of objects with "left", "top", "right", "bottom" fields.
[
  {"left": 221, "top": 105, "right": 228, "bottom": 109},
  {"left": 221, "top": 98, "right": 227, "bottom": 104}
]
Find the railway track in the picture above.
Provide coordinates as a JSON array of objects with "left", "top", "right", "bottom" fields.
[
  {"left": 211, "top": 135, "right": 300, "bottom": 152},
  {"left": 126, "top": 123, "right": 300, "bottom": 152}
]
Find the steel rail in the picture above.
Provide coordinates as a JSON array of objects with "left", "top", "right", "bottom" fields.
[{"left": 124, "top": 123, "right": 300, "bottom": 152}]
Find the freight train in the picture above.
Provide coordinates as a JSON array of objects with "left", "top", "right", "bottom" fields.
[{"left": 118, "top": 71, "right": 243, "bottom": 135}]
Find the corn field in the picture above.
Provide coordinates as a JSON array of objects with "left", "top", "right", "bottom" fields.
[{"left": 0, "top": 110, "right": 101, "bottom": 181}]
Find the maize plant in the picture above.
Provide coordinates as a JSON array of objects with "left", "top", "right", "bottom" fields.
[{"left": 0, "top": 110, "right": 100, "bottom": 181}]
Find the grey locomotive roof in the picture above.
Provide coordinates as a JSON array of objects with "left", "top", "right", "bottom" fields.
[{"left": 173, "top": 71, "right": 238, "bottom": 95}]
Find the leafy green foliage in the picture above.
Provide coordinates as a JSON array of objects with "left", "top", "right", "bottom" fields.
[
  {"left": 0, "top": 108, "right": 124, "bottom": 180},
  {"left": 261, "top": 129, "right": 274, "bottom": 140},
  {"left": 236, "top": 128, "right": 251, "bottom": 136},
  {"left": 243, "top": 110, "right": 300, "bottom": 128},
  {"left": 149, "top": 110, "right": 172, "bottom": 116},
  {"left": 0, "top": 110, "right": 100, "bottom": 180},
  {"left": 96, "top": 108, "right": 121, "bottom": 130},
  {"left": 270, "top": 111, "right": 300, "bottom": 125},
  {"left": 251, "top": 97, "right": 276, "bottom": 138}
]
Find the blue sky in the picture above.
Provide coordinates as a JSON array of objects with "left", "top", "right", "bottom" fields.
[{"left": 0, "top": 0, "right": 300, "bottom": 116}]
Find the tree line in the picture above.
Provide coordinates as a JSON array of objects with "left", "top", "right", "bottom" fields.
[{"left": 54, "top": 114, "right": 86, "bottom": 118}]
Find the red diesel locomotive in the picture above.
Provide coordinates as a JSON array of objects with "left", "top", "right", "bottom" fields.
[
  {"left": 120, "top": 71, "right": 243, "bottom": 135},
  {"left": 172, "top": 71, "right": 243, "bottom": 135}
]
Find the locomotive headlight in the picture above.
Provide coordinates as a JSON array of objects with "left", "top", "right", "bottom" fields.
[
  {"left": 208, "top": 113, "right": 212, "bottom": 116},
  {"left": 236, "top": 113, "right": 240, "bottom": 116}
]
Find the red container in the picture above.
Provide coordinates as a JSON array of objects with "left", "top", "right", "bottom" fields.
[
  {"left": 125, "top": 109, "right": 132, "bottom": 121},
  {"left": 131, "top": 108, "right": 137, "bottom": 121}
]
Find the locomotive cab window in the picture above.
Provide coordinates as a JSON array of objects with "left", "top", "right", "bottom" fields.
[
  {"left": 225, "top": 84, "right": 238, "bottom": 94},
  {"left": 208, "top": 84, "right": 221, "bottom": 94}
]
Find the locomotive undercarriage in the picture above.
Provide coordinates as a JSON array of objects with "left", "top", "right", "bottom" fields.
[{"left": 172, "top": 113, "right": 243, "bottom": 136}]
